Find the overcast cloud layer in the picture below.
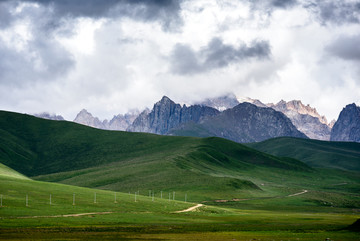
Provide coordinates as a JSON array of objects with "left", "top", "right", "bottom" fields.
[{"left": 0, "top": 0, "right": 359, "bottom": 121}]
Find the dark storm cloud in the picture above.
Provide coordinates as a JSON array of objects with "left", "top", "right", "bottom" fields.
[
  {"left": 2, "top": 0, "right": 183, "bottom": 30},
  {"left": 0, "top": 39, "right": 74, "bottom": 87},
  {"left": 248, "top": 0, "right": 360, "bottom": 25},
  {"left": 304, "top": 0, "right": 360, "bottom": 25},
  {"left": 248, "top": 0, "right": 298, "bottom": 12},
  {"left": 270, "top": 0, "right": 298, "bottom": 8},
  {"left": 170, "top": 38, "right": 271, "bottom": 75},
  {"left": 0, "top": 3, "right": 74, "bottom": 86},
  {"left": 326, "top": 35, "right": 360, "bottom": 61},
  {"left": 0, "top": 1, "right": 16, "bottom": 28}
]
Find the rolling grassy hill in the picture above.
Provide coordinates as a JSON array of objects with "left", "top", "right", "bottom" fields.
[
  {"left": 0, "top": 111, "right": 308, "bottom": 176},
  {"left": 0, "top": 161, "right": 359, "bottom": 240},
  {"left": 247, "top": 137, "right": 360, "bottom": 172},
  {"left": 0, "top": 110, "right": 318, "bottom": 201},
  {"left": 1, "top": 110, "right": 360, "bottom": 240},
  {"left": 0, "top": 162, "right": 29, "bottom": 180},
  {"left": 0, "top": 110, "right": 359, "bottom": 202}
]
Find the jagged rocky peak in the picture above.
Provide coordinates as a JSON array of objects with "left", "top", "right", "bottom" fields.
[
  {"left": 198, "top": 93, "right": 240, "bottom": 111},
  {"left": 74, "top": 109, "right": 93, "bottom": 121},
  {"left": 153, "top": 95, "right": 176, "bottom": 110},
  {"left": 34, "top": 112, "right": 64, "bottom": 121},
  {"left": 330, "top": 103, "right": 360, "bottom": 142},
  {"left": 171, "top": 102, "right": 308, "bottom": 143},
  {"left": 269, "top": 100, "right": 331, "bottom": 140},
  {"left": 237, "top": 97, "right": 268, "bottom": 108},
  {"left": 107, "top": 109, "right": 141, "bottom": 131},
  {"left": 127, "top": 96, "right": 220, "bottom": 135},
  {"left": 272, "top": 100, "right": 328, "bottom": 125},
  {"left": 73, "top": 108, "right": 141, "bottom": 131},
  {"left": 74, "top": 109, "right": 104, "bottom": 129},
  {"left": 328, "top": 119, "right": 336, "bottom": 129}
]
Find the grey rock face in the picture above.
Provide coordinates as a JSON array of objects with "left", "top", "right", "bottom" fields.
[
  {"left": 34, "top": 112, "right": 64, "bottom": 121},
  {"left": 269, "top": 100, "right": 331, "bottom": 140},
  {"left": 330, "top": 103, "right": 360, "bottom": 142},
  {"left": 172, "top": 102, "right": 308, "bottom": 143},
  {"left": 73, "top": 109, "right": 140, "bottom": 131},
  {"left": 127, "top": 96, "right": 220, "bottom": 134},
  {"left": 269, "top": 100, "right": 328, "bottom": 125},
  {"left": 74, "top": 109, "right": 105, "bottom": 129},
  {"left": 285, "top": 113, "right": 331, "bottom": 140},
  {"left": 328, "top": 119, "right": 336, "bottom": 129},
  {"left": 107, "top": 110, "right": 141, "bottom": 131},
  {"left": 198, "top": 93, "right": 240, "bottom": 111},
  {"left": 238, "top": 97, "right": 268, "bottom": 108}
]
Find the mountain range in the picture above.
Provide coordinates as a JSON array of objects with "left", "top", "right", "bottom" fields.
[
  {"left": 127, "top": 96, "right": 220, "bottom": 134},
  {"left": 170, "top": 102, "right": 307, "bottom": 143},
  {"left": 31, "top": 94, "right": 360, "bottom": 143},
  {"left": 73, "top": 109, "right": 141, "bottom": 131},
  {"left": 34, "top": 112, "right": 65, "bottom": 121}
]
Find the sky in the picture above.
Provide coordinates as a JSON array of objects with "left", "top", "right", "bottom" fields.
[{"left": 0, "top": 0, "right": 359, "bottom": 121}]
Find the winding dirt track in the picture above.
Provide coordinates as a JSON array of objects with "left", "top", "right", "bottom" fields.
[
  {"left": 288, "top": 190, "right": 308, "bottom": 197},
  {"left": 174, "top": 204, "right": 203, "bottom": 213},
  {"left": 208, "top": 189, "right": 310, "bottom": 203}
]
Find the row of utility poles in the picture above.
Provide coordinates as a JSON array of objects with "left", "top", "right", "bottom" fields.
[{"left": 0, "top": 191, "right": 188, "bottom": 207}]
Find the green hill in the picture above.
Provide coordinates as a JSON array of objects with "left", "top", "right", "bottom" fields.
[
  {"left": 0, "top": 111, "right": 316, "bottom": 200},
  {"left": 247, "top": 137, "right": 360, "bottom": 171},
  {"left": 0, "top": 110, "right": 308, "bottom": 176},
  {"left": 1, "top": 167, "right": 359, "bottom": 241},
  {"left": 0, "top": 162, "right": 29, "bottom": 180},
  {"left": 0, "top": 110, "right": 359, "bottom": 202}
]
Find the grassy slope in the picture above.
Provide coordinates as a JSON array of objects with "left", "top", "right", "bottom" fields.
[
  {"left": 0, "top": 111, "right": 308, "bottom": 175},
  {"left": 247, "top": 137, "right": 360, "bottom": 171},
  {"left": 0, "top": 162, "right": 29, "bottom": 180},
  {"left": 0, "top": 110, "right": 317, "bottom": 201},
  {"left": 0, "top": 165, "right": 359, "bottom": 240},
  {"left": 0, "top": 110, "right": 359, "bottom": 202}
]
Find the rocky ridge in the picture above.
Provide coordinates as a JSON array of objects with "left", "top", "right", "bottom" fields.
[
  {"left": 34, "top": 112, "right": 64, "bottom": 121},
  {"left": 171, "top": 102, "right": 308, "bottom": 143},
  {"left": 268, "top": 100, "right": 328, "bottom": 125},
  {"left": 268, "top": 100, "right": 331, "bottom": 140},
  {"left": 127, "top": 96, "right": 220, "bottom": 134},
  {"left": 213, "top": 95, "right": 332, "bottom": 140},
  {"left": 330, "top": 103, "right": 360, "bottom": 142},
  {"left": 73, "top": 109, "right": 140, "bottom": 131},
  {"left": 198, "top": 93, "right": 240, "bottom": 111}
]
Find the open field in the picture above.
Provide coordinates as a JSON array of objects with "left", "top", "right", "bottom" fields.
[{"left": 1, "top": 166, "right": 359, "bottom": 240}]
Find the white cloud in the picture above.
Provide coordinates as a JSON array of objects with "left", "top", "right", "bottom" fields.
[{"left": 0, "top": 0, "right": 359, "bottom": 122}]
